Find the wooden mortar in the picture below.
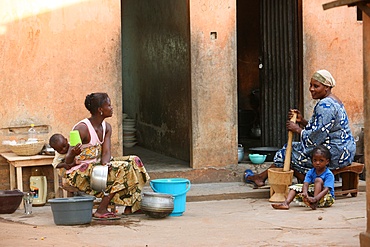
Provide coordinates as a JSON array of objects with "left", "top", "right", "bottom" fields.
[{"left": 268, "top": 111, "right": 297, "bottom": 202}]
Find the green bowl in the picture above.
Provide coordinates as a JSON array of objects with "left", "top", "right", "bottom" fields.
[{"left": 249, "top": 154, "right": 267, "bottom": 164}]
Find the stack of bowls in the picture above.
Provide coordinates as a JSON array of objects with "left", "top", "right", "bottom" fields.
[{"left": 123, "top": 116, "right": 137, "bottom": 148}]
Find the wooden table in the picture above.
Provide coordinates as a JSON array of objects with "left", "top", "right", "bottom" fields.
[{"left": 0, "top": 152, "right": 58, "bottom": 208}]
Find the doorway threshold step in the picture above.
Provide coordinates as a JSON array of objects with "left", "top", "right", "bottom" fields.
[
  {"left": 143, "top": 182, "right": 270, "bottom": 202},
  {"left": 143, "top": 180, "right": 366, "bottom": 203}
]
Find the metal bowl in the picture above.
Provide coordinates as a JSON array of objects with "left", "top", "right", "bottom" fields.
[
  {"left": 141, "top": 192, "right": 174, "bottom": 218},
  {"left": 91, "top": 165, "right": 108, "bottom": 191},
  {"left": 0, "top": 190, "right": 23, "bottom": 214}
]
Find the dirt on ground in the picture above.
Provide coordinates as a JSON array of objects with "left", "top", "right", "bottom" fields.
[{"left": 0, "top": 194, "right": 366, "bottom": 247}]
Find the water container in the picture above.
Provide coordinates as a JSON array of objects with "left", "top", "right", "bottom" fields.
[
  {"left": 150, "top": 178, "right": 191, "bottom": 217},
  {"left": 30, "top": 167, "right": 47, "bottom": 206},
  {"left": 28, "top": 124, "right": 37, "bottom": 143}
]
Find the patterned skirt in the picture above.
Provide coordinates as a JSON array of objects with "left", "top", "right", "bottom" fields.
[
  {"left": 66, "top": 155, "right": 150, "bottom": 213},
  {"left": 289, "top": 184, "right": 335, "bottom": 208}
]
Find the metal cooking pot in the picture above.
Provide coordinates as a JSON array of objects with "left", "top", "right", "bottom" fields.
[
  {"left": 91, "top": 165, "right": 108, "bottom": 191},
  {"left": 238, "top": 144, "right": 244, "bottom": 162},
  {"left": 141, "top": 192, "right": 174, "bottom": 218}
]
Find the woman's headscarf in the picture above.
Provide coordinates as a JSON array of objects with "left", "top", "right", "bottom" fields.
[{"left": 312, "top": 69, "right": 336, "bottom": 88}]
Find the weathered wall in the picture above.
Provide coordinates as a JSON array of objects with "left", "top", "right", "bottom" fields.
[
  {"left": 0, "top": 0, "right": 122, "bottom": 190},
  {"left": 303, "top": 0, "right": 363, "bottom": 137},
  {"left": 190, "top": 0, "right": 238, "bottom": 168},
  {"left": 360, "top": 4, "right": 370, "bottom": 244},
  {"left": 122, "top": 0, "right": 191, "bottom": 161}
]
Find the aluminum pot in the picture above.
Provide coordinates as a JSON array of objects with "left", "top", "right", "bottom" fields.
[
  {"left": 91, "top": 165, "right": 108, "bottom": 191},
  {"left": 141, "top": 192, "right": 174, "bottom": 218},
  {"left": 238, "top": 144, "right": 244, "bottom": 162}
]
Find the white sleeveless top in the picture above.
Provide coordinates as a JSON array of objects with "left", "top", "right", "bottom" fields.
[{"left": 66, "top": 118, "right": 106, "bottom": 174}]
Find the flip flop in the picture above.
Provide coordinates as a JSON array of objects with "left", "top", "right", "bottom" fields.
[
  {"left": 93, "top": 216, "right": 121, "bottom": 221},
  {"left": 244, "top": 169, "right": 254, "bottom": 183},
  {"left": 92, "top": 212, "right": 116, "bottom": 217},
  {"left": 93, "top": 212, "right": 121, "bottom": 221}
]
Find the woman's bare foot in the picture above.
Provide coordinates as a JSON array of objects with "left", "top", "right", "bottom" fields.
[
  {"left": 93, "top": 210, "right": 115, "bottom": 218},
  {"left": 246, "top": 174, "right": 265, "bottom": 187},
  {"left": 271, "top": 203, "right": 289, "bottom": 210}
]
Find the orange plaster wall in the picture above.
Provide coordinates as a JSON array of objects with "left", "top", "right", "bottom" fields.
[
  {"left": 302, "top": 0, "right": 364, "bottom": 137},
  {"left": 0, "top": 0, "right": 123, "bottom": 156}
]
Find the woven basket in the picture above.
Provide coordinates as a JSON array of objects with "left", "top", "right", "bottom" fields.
[{"left": 10, "top": 141, "right": 45, "bottom": 156}]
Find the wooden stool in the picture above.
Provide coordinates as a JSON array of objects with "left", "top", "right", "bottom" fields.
[{"left": 332, "top": 162, "right": 364, "bottom": 197}]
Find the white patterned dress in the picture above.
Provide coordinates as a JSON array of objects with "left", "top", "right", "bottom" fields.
[{"left": 274, "top": 97, "right": 356, "bottom": 174}]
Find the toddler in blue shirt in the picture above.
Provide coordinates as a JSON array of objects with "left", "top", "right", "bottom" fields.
[{"left": 272, "top": 145, "right": 335, "bottom": 210}]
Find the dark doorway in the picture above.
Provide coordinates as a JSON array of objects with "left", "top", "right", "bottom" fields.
[
  {"left": 259, "top": 0, "right": 303, "bottom": 148},
  {"left": 237, "top": 0, "right": 303, "bottom": 151},
  {"left": 237, "top": 1, "right": 262, "bottom": 149},
  {"left": 121, "top": 0, "right": 191, "bottom": 164}
]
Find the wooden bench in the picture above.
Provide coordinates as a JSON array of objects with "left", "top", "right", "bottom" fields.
[{"left": 332, "top": 162, "right": 364, "bottom": 197}]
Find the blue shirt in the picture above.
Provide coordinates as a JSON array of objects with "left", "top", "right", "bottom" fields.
[{"left": 304, "top": 167, "right": 335, "bottom": 197}]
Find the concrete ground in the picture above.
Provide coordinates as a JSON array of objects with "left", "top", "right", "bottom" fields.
[{"left": 0, "top": 181, "right": 367, "bottom": 247}]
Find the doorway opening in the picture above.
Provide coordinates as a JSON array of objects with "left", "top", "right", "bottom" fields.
[
  {"left": 237, "top": 0, "right": 303, "bottom": 155},
  {"left": 236, "top": 1, "right": 262, "bottom": 151},
  {"left": 121, "top": 0, "right": 191, "bottom": 170}
]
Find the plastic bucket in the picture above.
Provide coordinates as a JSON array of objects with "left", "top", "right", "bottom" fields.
[{"left": 150, "top": 178, "right": 191, "bottom": 216}]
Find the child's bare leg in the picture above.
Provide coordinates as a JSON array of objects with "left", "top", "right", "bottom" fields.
[
  {"left": 313, "top": 177, "right": 324, "bottom": 197},
  {"left": 271, "top": 189, "right": 297, "bottom": 210},
  {"left": 303, "top": 178, "right": 324, "bottom": 210}
]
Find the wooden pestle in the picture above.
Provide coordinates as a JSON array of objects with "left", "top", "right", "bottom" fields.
[{"left": 283, "top": 112, "right": 297, "bottom": 172}]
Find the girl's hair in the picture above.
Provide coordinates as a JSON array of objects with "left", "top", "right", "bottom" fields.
[
  {"left": 84, "top": 93, "right": 109, "bottom": 114},
  {"left": 311, "top": 145, "right": 331, "bottom": 160}
]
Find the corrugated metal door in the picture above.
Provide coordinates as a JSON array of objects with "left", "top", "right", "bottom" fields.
[{"left": 260, "top": 0, "right": 303, "bottom": 147}]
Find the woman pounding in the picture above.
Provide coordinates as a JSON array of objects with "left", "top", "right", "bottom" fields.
[
  {"left": 64, "top": 92, "right": 150, "bottom": 218},
  {"left": 245, "top": 69, "right": 356, "bottom": 187}
]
